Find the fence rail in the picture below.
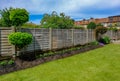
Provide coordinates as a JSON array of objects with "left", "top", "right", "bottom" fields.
[{"left": 0, "top": 27, "right": 120, "bottom": 56}]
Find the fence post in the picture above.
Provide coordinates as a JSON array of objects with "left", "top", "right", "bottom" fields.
[
  {"left": 11, "top": 27, "right": 16, "bottom": 59},
  {"left": 93, "top": 29, "right": 96, "bottom": 41},
  {"left": 111, "top": 30, "right": 113, "bottom": 40},
  {"left": 49, "top": 28, "right": 52, "bottom": 50},
  {"left": 86, "top": 29, "right": 88, "bottom": 43},
  {"left": 72, "top": 29, "right": 74, "bottom": 46}
]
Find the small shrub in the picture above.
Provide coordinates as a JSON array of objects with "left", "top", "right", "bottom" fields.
[
  {"left": 0, "top": 60, "right": 8, "bottom": 66},
  {"left": 8, "top": 60, "right": 14, "bottom": 65},
  {"left": 99, "top": 36, "right": 110, "bottom": 44},
  {"left": 95, "top": 26, "right": 108, "bottom": 34},
  {"left": 96, "top": 23, "right": 103, "bottom": 27},
  {"left": 109, "top": 27, "right": 118, "bottom": 32},
  {"left": 8, "top": 32, "right": 32, "bottom": 49},
  {"left": 90, "top": 41, "right": 99, "bottom": 45},
  {"left": 74, "top": 26, "right": 85, "bottom": 29}
]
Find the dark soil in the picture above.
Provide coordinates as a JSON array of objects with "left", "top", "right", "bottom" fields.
[{"left": 0, "top": 45, "right": 103, "bottom": 75}]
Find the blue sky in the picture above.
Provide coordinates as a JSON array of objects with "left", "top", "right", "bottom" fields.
[{"left": 0, "top": 0, "right": 120, "bottom": 24}]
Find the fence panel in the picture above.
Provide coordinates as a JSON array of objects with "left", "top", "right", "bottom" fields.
[
  {"left": 2, "top": 27, "right": 120, "bottom": 57},
  {"left": 52, "top": 29, "right": 73, "bottom": 49},
  {"left": 104, "top": 30, "right": 120, "bottom": 40},
  {"left": 0, "top": 28, "right": 13, "bottom": 56},
  {"left": 88, "top": 29, "right": 95, "bottom": 43},
  {"left": 20, "top": 28, "right": 96, "bottom": 52},
  {"left": 21, "top": 28, "right": 50, "bottom": 51}
]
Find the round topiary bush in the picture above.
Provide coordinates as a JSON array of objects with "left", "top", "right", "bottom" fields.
[{"left": 8, "top": 32, "right": 32, "bottom": 49}]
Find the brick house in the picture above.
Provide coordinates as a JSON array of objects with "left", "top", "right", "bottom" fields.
[
  {"left": 75, "top": 15, "right": 120, "bottom": 28},
  {"left": 108, "top": 15, "right": 120, "bottom": 27}
]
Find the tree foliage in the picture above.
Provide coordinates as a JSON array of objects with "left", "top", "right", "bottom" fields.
[
  {"left": 99, "top": 36, "right": 110, "bottom": 44},
  {"left": 41, "top": 11, "right": 74, "bottom": 29},
  {"left": 0, "top": 7, "right": 29, "bottom": 27},
  {"left": 87, "top": 22, "right": 96, "bottom": 29},
  {"left": 95, "top": 26, "right": 108, "bottom": 34},
  {"left": 8, "top": 32, "right": 32, "bottom": 49},
  {"left": 0, "top": 7, "right": 13, "bottom": 27},
  {"left": 0, "top": 19, "right": 2, "bottom": 26},
  {"left": 96, "top": 23, "right": 103, "bottom": 27},
  {"left": 95, "top": 26, "right": 108, "bottom": 40},
  {"left": 10, "top": 8, "right": 29, "bottom": 26}
]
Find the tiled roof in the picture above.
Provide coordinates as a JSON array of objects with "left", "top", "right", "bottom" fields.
[{"left": 75, "top": 15, "right": 120, "bottom": 25}]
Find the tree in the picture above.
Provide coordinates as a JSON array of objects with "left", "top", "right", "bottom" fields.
[
  {"left": 10, "top": 8, "right": 29, "bottom": 26},
  {"left": 8, "top": 32, "right": 32, "bottom": 49},
  {"left": 41, "top": 11, "right": 74, "bottom": 29},
  {"left": 0, "top": 7, "right": 13, "bottom": 27},
  {"left": 0, "top": 7, "right": 29, "bottom": 27},
  {"left": 95, "top": 26, "right": 108, "bottom": 40},
  {"left": 8, "top": 32, "right": 33, "bottom": 58},
  {"left": 0, "top": 18, "right": 2, "bottom": 26},
  {"left": 87, "top": 22, "right": 96, "bottom": 29}
]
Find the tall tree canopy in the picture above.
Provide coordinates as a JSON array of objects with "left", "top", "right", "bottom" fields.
[
  {"left": 0, "top": 7, "right": 29, "bottom": 27},
  {"left": 10, "top": 8, "right": 29, "bottom": 26},
  {"left": 0, "top": 7, "right": 13, "bottom": 27},
  {"left": 41, "top": 11, "right": 74, "bottom": 29},
  {"left": 87, "top": 22, "right": 96, "bottom": 29}
]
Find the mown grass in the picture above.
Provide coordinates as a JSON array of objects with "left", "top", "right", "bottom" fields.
[{"left": 0, "top": 44, "right": 120, "bottom": 81}]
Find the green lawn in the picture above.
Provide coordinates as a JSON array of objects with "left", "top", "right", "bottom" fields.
[{"left": 0, "top": 44, "right": 120, "bottom": 81}]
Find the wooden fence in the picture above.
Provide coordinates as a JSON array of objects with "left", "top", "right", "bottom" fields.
[
  {"left": 0, "top": 27, "right": 120, "bottom": 56},
  {"left": 105, "top": 30, "right": 120, "bottom": 40},
  {"left": 0, "top": 28, "right": 13, "bottom": 56},
  {"left": 21, "top": 28, "right": 95, "bottom": 52}
]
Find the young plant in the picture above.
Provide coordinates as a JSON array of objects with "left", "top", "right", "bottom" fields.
[
  {"left": 8, "top": 60, "right": 15, "bottom": 65},
  {"left": 90, "top": 41, "right": 99, "bottom": 45},
  {"left": 0, "top": 60, "right": 8, "bottom": 66}
]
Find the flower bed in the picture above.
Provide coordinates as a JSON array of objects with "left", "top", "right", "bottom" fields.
[{"left": 0, "top": 44, "right": 103, "bottom": 75}]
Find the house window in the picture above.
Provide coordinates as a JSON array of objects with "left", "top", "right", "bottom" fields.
[
  {"left": 109, "top": 17, "right": 113, "bottom": 23},
  {"left": 117, "top": 22, "right": 120, "bottom": 26}
]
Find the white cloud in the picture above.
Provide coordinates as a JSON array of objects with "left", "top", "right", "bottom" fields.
[
  {"left": 0, "top": 0, "right": 119, "bottom": 14},
  {"left": 90, "top": 0, "right": 120, "bottom": 9},
  {"left": 0, "top": 0, "right": 120, "bottom": 21}
]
